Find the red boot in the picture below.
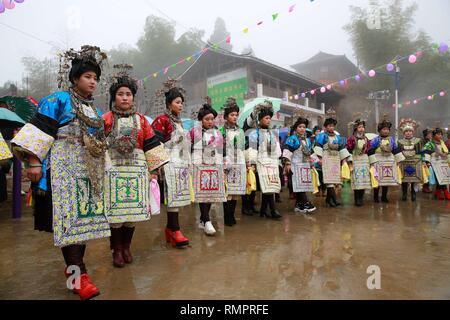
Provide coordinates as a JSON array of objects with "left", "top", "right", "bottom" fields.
[
  {"left": 64, "top": 269, "right": 100, "bottom": 300},
  {"left": 165, "top": 228, "right": 189, "bottom": 248},
  {"left": 110, "top": 228, "right": 125, "bottom": 268},
  {"left": 444, "top": 188, "right": 450, "bottom": 200},
  {"left": 435, "top": 190, "right": 445, "bottom": 200},
  {"left": 121, "top": 226, "right": 135, "bottom": 264},
  {"left": 76, "top": 274, "right": 100, "bottom": 300}
]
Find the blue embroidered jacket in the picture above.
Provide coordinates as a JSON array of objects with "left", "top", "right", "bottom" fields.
[{"left": 31, "top": 91, "right": 104, "bottom": 192}]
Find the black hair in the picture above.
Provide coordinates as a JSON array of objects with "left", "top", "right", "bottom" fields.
[
  {"left": 353, "top": 119, "right": 366, "bottom": 132},
  {"left": 223, "top": 98, "right": 240, "bottom": 119},
  {"left": 377, "top": 120, "right": 392, "bottom": 133},
  {"left": 109, "top": 77, "right": 138, "bottom": 109},
  {"left": 198, "top": 103, "right": 218, "bottom": 121},
  {"left": 291, "top": 117, "right": 309, "bottom": 134},
  {"left": 313, "top": 125, "right": 322, "bottom": 133},
  {"left": 258, "top": 108, "right": 274, "bottom": 121},
  {"left": 423, "top": 129, "right": 432, "bottom": 138},
  {"left": 69, "top": 58, "right": 101, "bottom": 85},
  {"left": 165, "top": 88, "right": 185, "bottom": 108},
  {"left": 324, "top": 118, "right": 337, "bottom": 127},
  {"left": 432, "top": 128, "right": 443, "bottom": 136}
]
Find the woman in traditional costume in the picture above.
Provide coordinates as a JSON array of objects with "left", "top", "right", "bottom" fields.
[
  {"left": 421, "top": 128, "right": 433, "bottom": 194},
  {"left": 422, "top": 128, "right": 450, "bottom": 200},
  {"left": 397, "top": 118, "right": 423, "bottom": 202},
  {"left": 219, "top": 97, "right": 246, "bottom": 226},
  {"left": 313, "top": 110, "right": 351, "bottom": 207},
  {"left": 345, "top": 118, "right": 372, "bottom": 207},
  {"left": 244, "top": 101, "right": 282, "bottom": 219},
  {"left": 103, "top": 65, "right": 168, "bottom": 267},
  {"left": 283, "top": 116, "right": 316, "bottom": 213},
  {"left": 151, "top": 80, "right": 191, "bottom": 248},
  {"left": 368, "top": 117, "right": 404, "bottom": 203},
  {"left": 11, "top": 45, "right": 109, "bottom": 300},
  {"left": 190, "top": 100, "right": 226, "bottom": 236}
]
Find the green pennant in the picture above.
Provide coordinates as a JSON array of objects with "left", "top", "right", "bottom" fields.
[{"left": 272, "top": 13, "right": 279, "bottom": 21}]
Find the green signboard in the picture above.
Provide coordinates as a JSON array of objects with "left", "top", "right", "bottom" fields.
[{"left": 207, "top": 68, "right": 248, "bottom": 111}]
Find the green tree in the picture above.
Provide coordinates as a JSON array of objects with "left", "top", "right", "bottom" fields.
[
  {"left": 343, "top": 0, "right": 450, "bottom": 129},
  {"left": 21, "top": 57, "right": 57, "bottom": 100},
  {"left": 107, "top": 15, "right": 205, "bottom": 115}
]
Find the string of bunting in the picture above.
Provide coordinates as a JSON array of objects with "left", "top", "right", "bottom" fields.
[
  {"left": 0, "top": 0, "right": 26, "bottom": 14},
  {"left": 288, "top": 42, "right": 449, "bottom": 101},
  {"left": 138, "top": 1, "right": 306, "bottom": 85}
]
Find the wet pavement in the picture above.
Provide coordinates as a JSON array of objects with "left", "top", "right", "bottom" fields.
[{"left": 0, "top": 184, "right": 450, "bottom": 300}]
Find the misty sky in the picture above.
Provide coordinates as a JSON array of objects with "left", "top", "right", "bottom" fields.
[{"left": 1, "top": 0, "right": 449, "bottom": 85}]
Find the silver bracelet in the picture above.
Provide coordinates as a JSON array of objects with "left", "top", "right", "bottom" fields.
[{"left": 29, "top": 163, "right": 43, "bottom": 168}]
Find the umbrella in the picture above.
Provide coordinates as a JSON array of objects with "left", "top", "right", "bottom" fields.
[
  {"left": 0, "top": 108, "right": 26, "bottom": 129},
  {"left": 366, "top": 133, "right": 378, "bottom": 140},
  {"left": 238, "top": 97, "right": 282, "bottom": 128},
  {"left": 145, "top": 116, "right": 153, "bottom": 125},
  {"left": 182, "top": 118, "right": 195, "bottom": 131},
  {"left": 0, "top": 96, "right": 38, "bottom": 122}
]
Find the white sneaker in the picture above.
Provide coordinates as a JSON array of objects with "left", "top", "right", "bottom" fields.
[{"left": 199, "top": 221, "right": 216, "bottom": 236}]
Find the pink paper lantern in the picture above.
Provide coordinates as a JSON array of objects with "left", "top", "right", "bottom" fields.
[
  {"left": 3, "top": 0, "right": 15, "bottom": 9},
  {"left": 416, "top": 51, "right": 423, "bottom": 58},
  {"left": 368, "top": 70, "right": 376, "bottom": 78},
  {"left": 326, "top": 84, "right": 332, "bottom": 90},
  {"left": 427, "top": 95, "right": 433, "bottom": 101},
  {"left": 413, "top": 100, "right": 418, "bottom": 104},
  {"left": 408, "top": 55, "right": 417, "bottom": 64},
  {"left": 294, "top": 95, "right": 299, "bottom": 100},
  {"left": 440, "top": 91, "right": 446, "bottom": 97},
  {"left": 310, "top": 90, "right": 316, "bottom": 95},
  {"left": 320, "top": 87, "right": 326, "bottom": 93}
]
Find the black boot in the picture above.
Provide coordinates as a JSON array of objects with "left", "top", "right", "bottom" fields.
[
  {"left": 401, "top": 183, "right": 408, "bottom": 201},
  {"left": 249, "top": 191, "right": 259, "bottom": 214},
  {"left": 223, "top": 202, "right": 233, "bottom": 227},
  {"left": 275, "top": 193, "right": 282, "bottom": 203},
  {"left": 121, "top": 226, "right": 135, "bottom": 264},
  {"left": 359, "top": 190, "right": 365, "bottom": 206},
  {"left": 260, "top": 194, "right": 269, "bottom": 217},
  {"left": 374, "top": 188, "right": 380, "bottom": 203},
  {"left": 411, "top": 184, "right": 416, "bottom": 202},
  {"left": 329, "top": 187, "right": 341, "bottom": 206},
  {"left": 326, "top": 187, "right": 336, "bottom": 207},
  {"left": 381, "top": 187, "right": 389, "bottom": 203},
  {"left": 354, "top": 190, "right": 363, "bottom": 207},
  {"left": 229, "top": 200, "right": 237, "bottom": 225},
  {"left": 241, "top": 195, "right": 252, "bottom": 216},
  {"left": 109, "top": 228, "right": 125, "bottom": 268},
  {"left": 268, "top": 194, "right": 282, "bottom": 219}
]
